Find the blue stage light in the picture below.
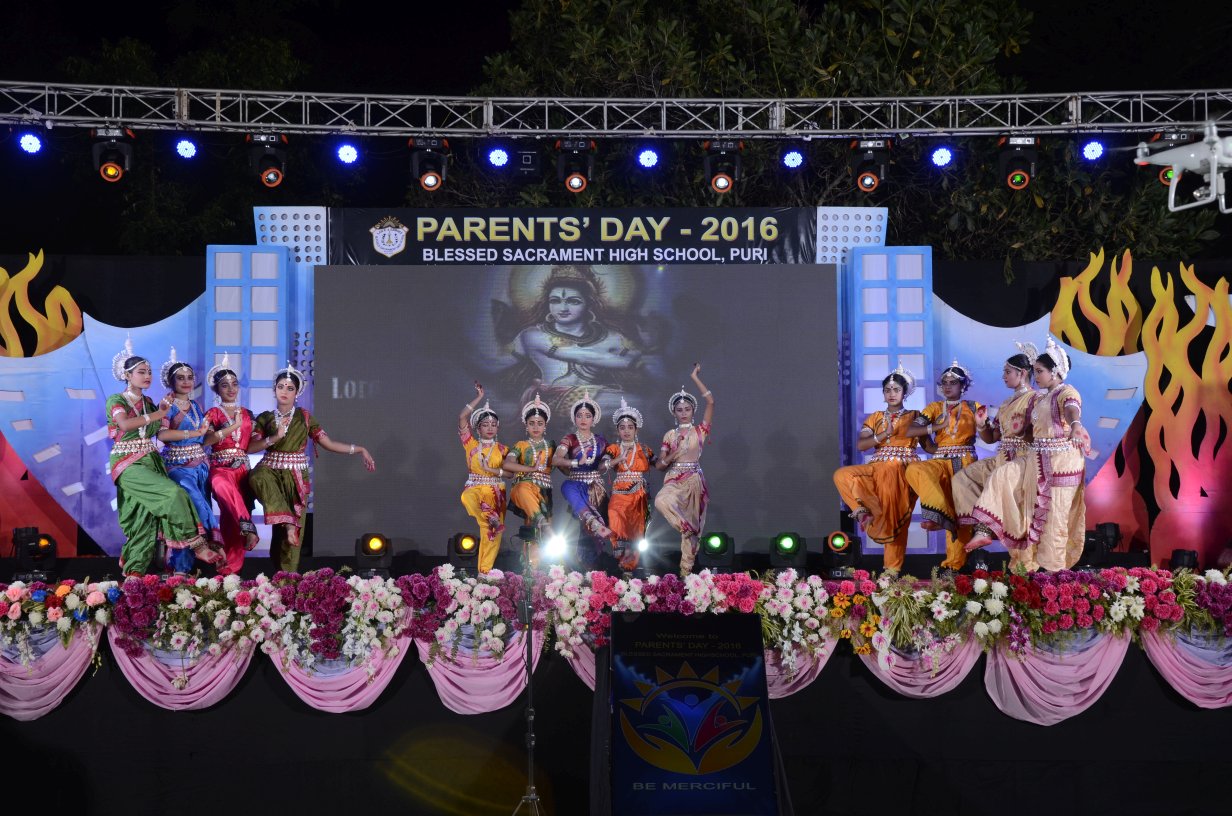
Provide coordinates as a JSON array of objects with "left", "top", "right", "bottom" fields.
[
  {"left": 781, "top": 148, "right": 805, "bottom": 169},
  {"left": 1081, "top": 140, "right": 1104, "bottom": 161},
  {"left": 337, "top": 144, "right": 359, "bottom": 164},
  {"left": 487, "top": 147, "right": 510, "bottom": 168},
  {"left": 931, "top": 146, "right": 953, "bottom": 167},
  {"left": 637, "top": 148, "right": 659, "bottom": 169},
  {"left": 18, "top": 133, "right": 42, "bottom": 154},
  {"left": 175, "top": 139, "right": 197, "bottom": 159}
]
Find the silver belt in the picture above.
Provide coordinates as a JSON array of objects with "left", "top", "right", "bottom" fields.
[
  {"left": 667, "top": 462, "right": 702, "bottom": 472},
  {"left": 869, "top": 446, "right": 918, "bottom": 463},
  {"left": 163, "top": 443, "right": 206, "bottom": 464},
  {"left": 934, "top": 445, "right": 976, "bottom": 459},
  {"left": 261, "top": 450, "right": 309, "bottom": 470},
  {"left": 568, "top": 470, "right": 603, "bottom": 482},
  {"left": 465, "top": 474, "right": 504, "bottom": 487},
  {"left": 1034, "top": 437, "right": 1074, "bottom": 452},
  {"left": 112, "top": 438, "right": 156, "bottom": 456},
  {"left": 210, "top": 448, "right": 249, "bottom": 466}
]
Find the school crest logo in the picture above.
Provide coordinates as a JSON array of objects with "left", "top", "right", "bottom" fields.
[{"left": 370, "top": 216, "right": 409, "bottom": 258}]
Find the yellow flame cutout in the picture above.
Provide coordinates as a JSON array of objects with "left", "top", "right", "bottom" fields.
[
  {"left": 1051, "top": 248, "right": 1144, "bottom": 355},
  {"left": 0, "top": 250, "right": 83, "bottom": 358}
]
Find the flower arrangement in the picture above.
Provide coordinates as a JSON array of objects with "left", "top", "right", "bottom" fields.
[{"left": 0, "top": 578, "right": 118, "bottom": 665}]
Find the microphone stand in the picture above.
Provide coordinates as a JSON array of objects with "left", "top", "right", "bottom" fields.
[{"left": 512, "top": 532, "right": 543, "bottom": 815}]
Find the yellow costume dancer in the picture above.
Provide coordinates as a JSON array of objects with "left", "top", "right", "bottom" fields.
[
  {"left": 967, "top": 338, "right": 1090, "bottom": 572},
  {"left": 505, "top": 393, "right": 555, "bottom": 549},
  {"left": 954, "top": 347, "right": 1036, "bottom": 570},
  {"left": 905, "top": 361, "right": 983, "bottom": 570},
  {"left": 832, "top": 363, "right": 921, "bottom": 573},
  {"left": 458, "top": 387, "right": 509, "bottom": 573}
]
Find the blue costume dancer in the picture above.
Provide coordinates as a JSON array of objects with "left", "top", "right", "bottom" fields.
[{"left": 552, "top": 390, "right": 615, "bottom": 566}]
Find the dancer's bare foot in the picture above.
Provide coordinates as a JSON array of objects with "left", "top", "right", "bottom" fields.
[
  {"left": 285, "top": 525, "right": 299, "bottom": 547},
  {"left": 964, "top": 536, "right": 993, "bottom": 553},
  {"left": 245, "top": 532, "right": 259, "bottom": 551},
  {"left": 920, "top": 520, "right": 941, "bottom": 532},
  {"left": 855, "top": 512, "right": 871, "bottom": 532}
]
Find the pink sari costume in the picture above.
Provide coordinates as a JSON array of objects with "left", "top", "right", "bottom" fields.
[{"left": 205, "top": 405, "right": 257, "bottom": 575}]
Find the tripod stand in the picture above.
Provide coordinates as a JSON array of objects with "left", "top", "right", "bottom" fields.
[{"left": 512, "top": 533, "right": 543, "bottom": 815}]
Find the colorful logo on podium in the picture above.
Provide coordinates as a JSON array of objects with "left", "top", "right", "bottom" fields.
[{"left": 618, "top": 661, "right": 764, "bottom": 775}]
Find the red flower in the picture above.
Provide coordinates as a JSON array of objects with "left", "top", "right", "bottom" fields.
[
  {"left": 955, "top": 575, "right": 974, "bottom": 595},
  {"left": 1092, "top": 605, "right": 1105, "bottom": 622},
  {"left": 43, "top": 593, "right": 63, "bottom": 609},
  {"left": 156, "top": 586, "right": 174, "bottom": 603},
  {"left": 1042, "top": 620, "right": 1059, "bottom": 634},
  {"left": 1009, "top": 574, "right": 1027, "bottom": 589},
  {"left": 1012, "top": 587, "right": 1030, "bottom": 603},
  {"left": 1058, "top": 614, "right": 1074, "bottom": 630},
  {"left": 1139, "top": 616, "right": 1160, "bottom": 632},
  {"left": 973, "top": 569, "right": 989, "bottom": 580}
]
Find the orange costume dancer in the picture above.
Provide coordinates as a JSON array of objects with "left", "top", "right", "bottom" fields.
[
  {"left": 504, "top": 393, "right": 556, "bottom": 555},
  {"left": 966, "top": 338, "right": 1091, "bottom": 572},
  {"left": 601, "top": 398, "right": 656, "bottom": 572},
  {"left": 458, "top": 385, "right": 510, "bottom": 574},
  {"left": 904, "top": 361, "right": 983, "bottom": 570},
  {"left": 832, "top": 363, "right": 921, "bottom": 573},
  {"left": 953, "top": 347, "right": 1036, "bottom": 568}
]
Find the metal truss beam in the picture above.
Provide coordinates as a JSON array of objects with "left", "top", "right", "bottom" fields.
[{"left": 2, "top": 80, "right": 1231, "bottom": 138}]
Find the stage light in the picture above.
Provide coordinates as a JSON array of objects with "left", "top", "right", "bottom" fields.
[
  {"left": 780, "top": 143, "right": 806, "bottom": 170},
  {"left": 15, "top": 527, "right": 57, "bottom": 582},
  {"left": 556, "top": 138, "right": 596, "bottom": 193},
  {"left": 823, "top": 530, "right": 856, "bottom": 578},
  {"left": 487, "top": 146, "right": 510, "bottom": 168},
  {"left": 409, "top": 137, "right": 450, "bottom": 192},
  {"left": 337, "top": 143, "right": 359, "bottom": 165},
  {"left": 248, "top": 133, "right": 288, "bottom": 188},
  {"left": 636, "top": 538, "right": 650, "bottom": 553},
  {"left": 175, "top": 138, "right": 197, "bottom": 159},
  {"left": 636, "top": 147, "right": 660, "bottom": 169},
  {"left": 930, "top": 146, "right": 953, "bottom": 167},
  {"left": 543, "top": 533, "right": 568, "bottom": 563},
  {"left": 998, "top": 135, "right": 1038, "bottom": 190},
  {"left": 355, "top": 532, "right": 392, "bottom": 576},
  {"left": 770, "top": 532, "right": 806, "bottom": 569},
  {"left": 92, "top": 127, "right": 134, "bottom": 183},
  {"left": 18, "top": 133, "right": 42, "bottom": 154},
  {"left": 703, "top": 139, "right": 743, "bottom": 194},
  {"left": 850, "top": 138, "right": 890, "bottom": 193},
  {"left": 698, "top": 532, "right": 735, "bottom": 573},
  {"left": 1170, "top": 549, "right": 1199, "bottom": 571},
  {"left": 1081, "top": 139, "right": 1104, "bottom": 161},
  {"left": 448, "top": 532, "right": 480, "bottom": 571},
  {"left": 826, "top": 531, "right": 852, "bottom": 554}
]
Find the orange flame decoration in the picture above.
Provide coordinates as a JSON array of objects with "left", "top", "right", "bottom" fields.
[
  {"left": 1050, "top": 248, "right": 1232, "bottom": 564},
  {"left": 0, "top": 250, "right": 83, "bottom": 358}
]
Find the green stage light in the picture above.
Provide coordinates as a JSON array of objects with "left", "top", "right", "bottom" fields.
[
  {"left": 826, "top": 531, "right": 851, "bottom": 553},
  {"left": 770, "top": 532, "right": 806, "bottom": 569},
  {"left": 698, "top": 531, "right": 734, "bottom": 572}
]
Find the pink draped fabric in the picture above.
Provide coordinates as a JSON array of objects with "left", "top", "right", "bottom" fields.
[
  {"left": 1142, "top": 630, "right": 1232, "bottom": 709},
  {"left": 106, "top": 627, "right": 254, "bottom": 711},
  {"left": 0, "top": 627, "right": 99, "bottom": 721},
  {"left": 984, "top": 633, "right": 1130, "bottom": 726},
  {"left": 564, "top": 641, "right": 597, "bottom": 691},
  {"left": 415, "top": 630, "right": 545, "bottom": 715},
  {"left": 274, "top": 632, "right": 414, "bottom": 713},
  {"left": 764, "top": 642, "right": 836, "bottom": 699},
  {"left": 859, "top": 638, "right": 982, "bottom": 698}
]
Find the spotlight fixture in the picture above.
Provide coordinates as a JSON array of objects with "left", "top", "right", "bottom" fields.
[
  {"left": 1170, "top": 549, "right": 1199, "bottom": 571},
  {"left": 697, "top": 532, "right": 735, "bottom": 573},
  {"left": 175, "top": 137, "right": 197, "bottom": 159},
  {"left": 15, "top": 527, "right": 57, "bottom": 582},
  {"left": 556, "top": 138, "right": 596, "bottom": 193},
  {"left": 1080, "top": 139, "right": 1105, "bottom": 161},
  {"left": 703, "top": 139, "right": 743, "bottom": 194},
  {"left": 823, "top": 530, "right": 856, "bottom": 578},
  {"left": 930, "top": 146, "right": 954, "bottom": 168},
  {"left": 850, "top": 138, "right": 891, "bottom": 193},
  {"left": 336, "top": 143, "right": 360, "bottom": 165},
  {"left": 543, "top": 532, "right": 569, "bottom": 564},
  {"left": 998, "top": 135, "right": 1038, "bottom": 190},
  {"left": 769, "top": 531, "right": 806, "bottom": 570},
  {"left": 636, "top": 146, "right": 661, "bottom": 170},
  {"left": 92, "top": 127, "right": 134, "bottom": 183},
  {"left": 18, "top": 132, "right": 42, "bottom": 154},
  {"left": 247, "top": 133, "right": 289, "bottom": 188},
  {"left": 409, "top": 137, "right": 450, "bottom": 192},
  {"left": 779, "top": 143, "right": 806, "bottom": 170},
  {"left": 486, "top": 145, "right": 511, "bottom": 168},
  {"left": 355, "top": 533, "right": 392, "bottom": 577},
  {"left": 448, "top": 532, "right": 480, "bottom": 571}
]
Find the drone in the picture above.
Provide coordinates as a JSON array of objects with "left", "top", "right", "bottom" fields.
[{"left": 1133, "top": 121, "right": 1232, "bottom": 213}]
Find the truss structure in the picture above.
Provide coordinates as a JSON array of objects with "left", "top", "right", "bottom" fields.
[{"left": 2, "top": 80, "right": 1231, "bottom": 138}]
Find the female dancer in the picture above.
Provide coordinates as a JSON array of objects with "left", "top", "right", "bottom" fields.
[
  {"left": 156, "top": 348, "right": 218, "bottom": 574},
  {"left": 248, "top": 364, "right": 375, "bottom": 572},
  {"left": 952, "top": 347, "right": 1037, "bottom": 567},
  {"left": 904, "top": 361, "right": 983, "bottom": 571},
  {"left": 966, "top": 338, "right": 1090, "bottom": 571},
  {"left": 458, "top": 383, "right": 510, "bottom": 574},
  {"left": 654, "top": 364, "right": 713, "bottom": 576},
  {"left": 105, "top": 338, "right": 210, "bottom": 575},
  {"left": 832, "top": 363, "right": 921, "bottom": 574},
  {"left": 601, "top": 398, "right": 656, "bottom": 572},
  {"left": 552, "top": 390, "right": 614, "bottom": 566},
  {"left": 503, "top": 393, "right": 555, "bottom": 563},
  {"left": 203, "top": 353, "right": 259, "bottom": 576}
]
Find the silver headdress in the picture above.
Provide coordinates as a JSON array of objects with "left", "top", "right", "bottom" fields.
[
  {"left": 937, "top": 359, "right": 973, "bottom": 395},
  {"left": 111, "top": 335, "right": 143, "bottom": 382},
  {"left": 1012, "top": 340, "right": 1039, "bottom": 370},
  {"left": 206, "top": 351, "right": 240, "bottom": 389},
  {"left": 160, "top": 346, "right": 193, "bottom": 388},
  {"left": 612, "top": 396, "right": 644, "bottom": 429},
  {"left": 889, "top": 361, "right": 916, "bottom": 398},
  {"left": 521, "top": 392, "right": 551, "bottom": 424},
  {"left": 470, "top": 400, "right": 499, "bottom": 428},
  {"left": 570, "top": 389, "right": 601, "bottom": 423},
  {"left": 274, "top": 361, "right": 305, "bottom": 391},
  {"left": 1042, "top": 336, "right": 1071, "bottom": 381},
  {"left": 668, "top": 385, "right": 697, "bottom": 415}
]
